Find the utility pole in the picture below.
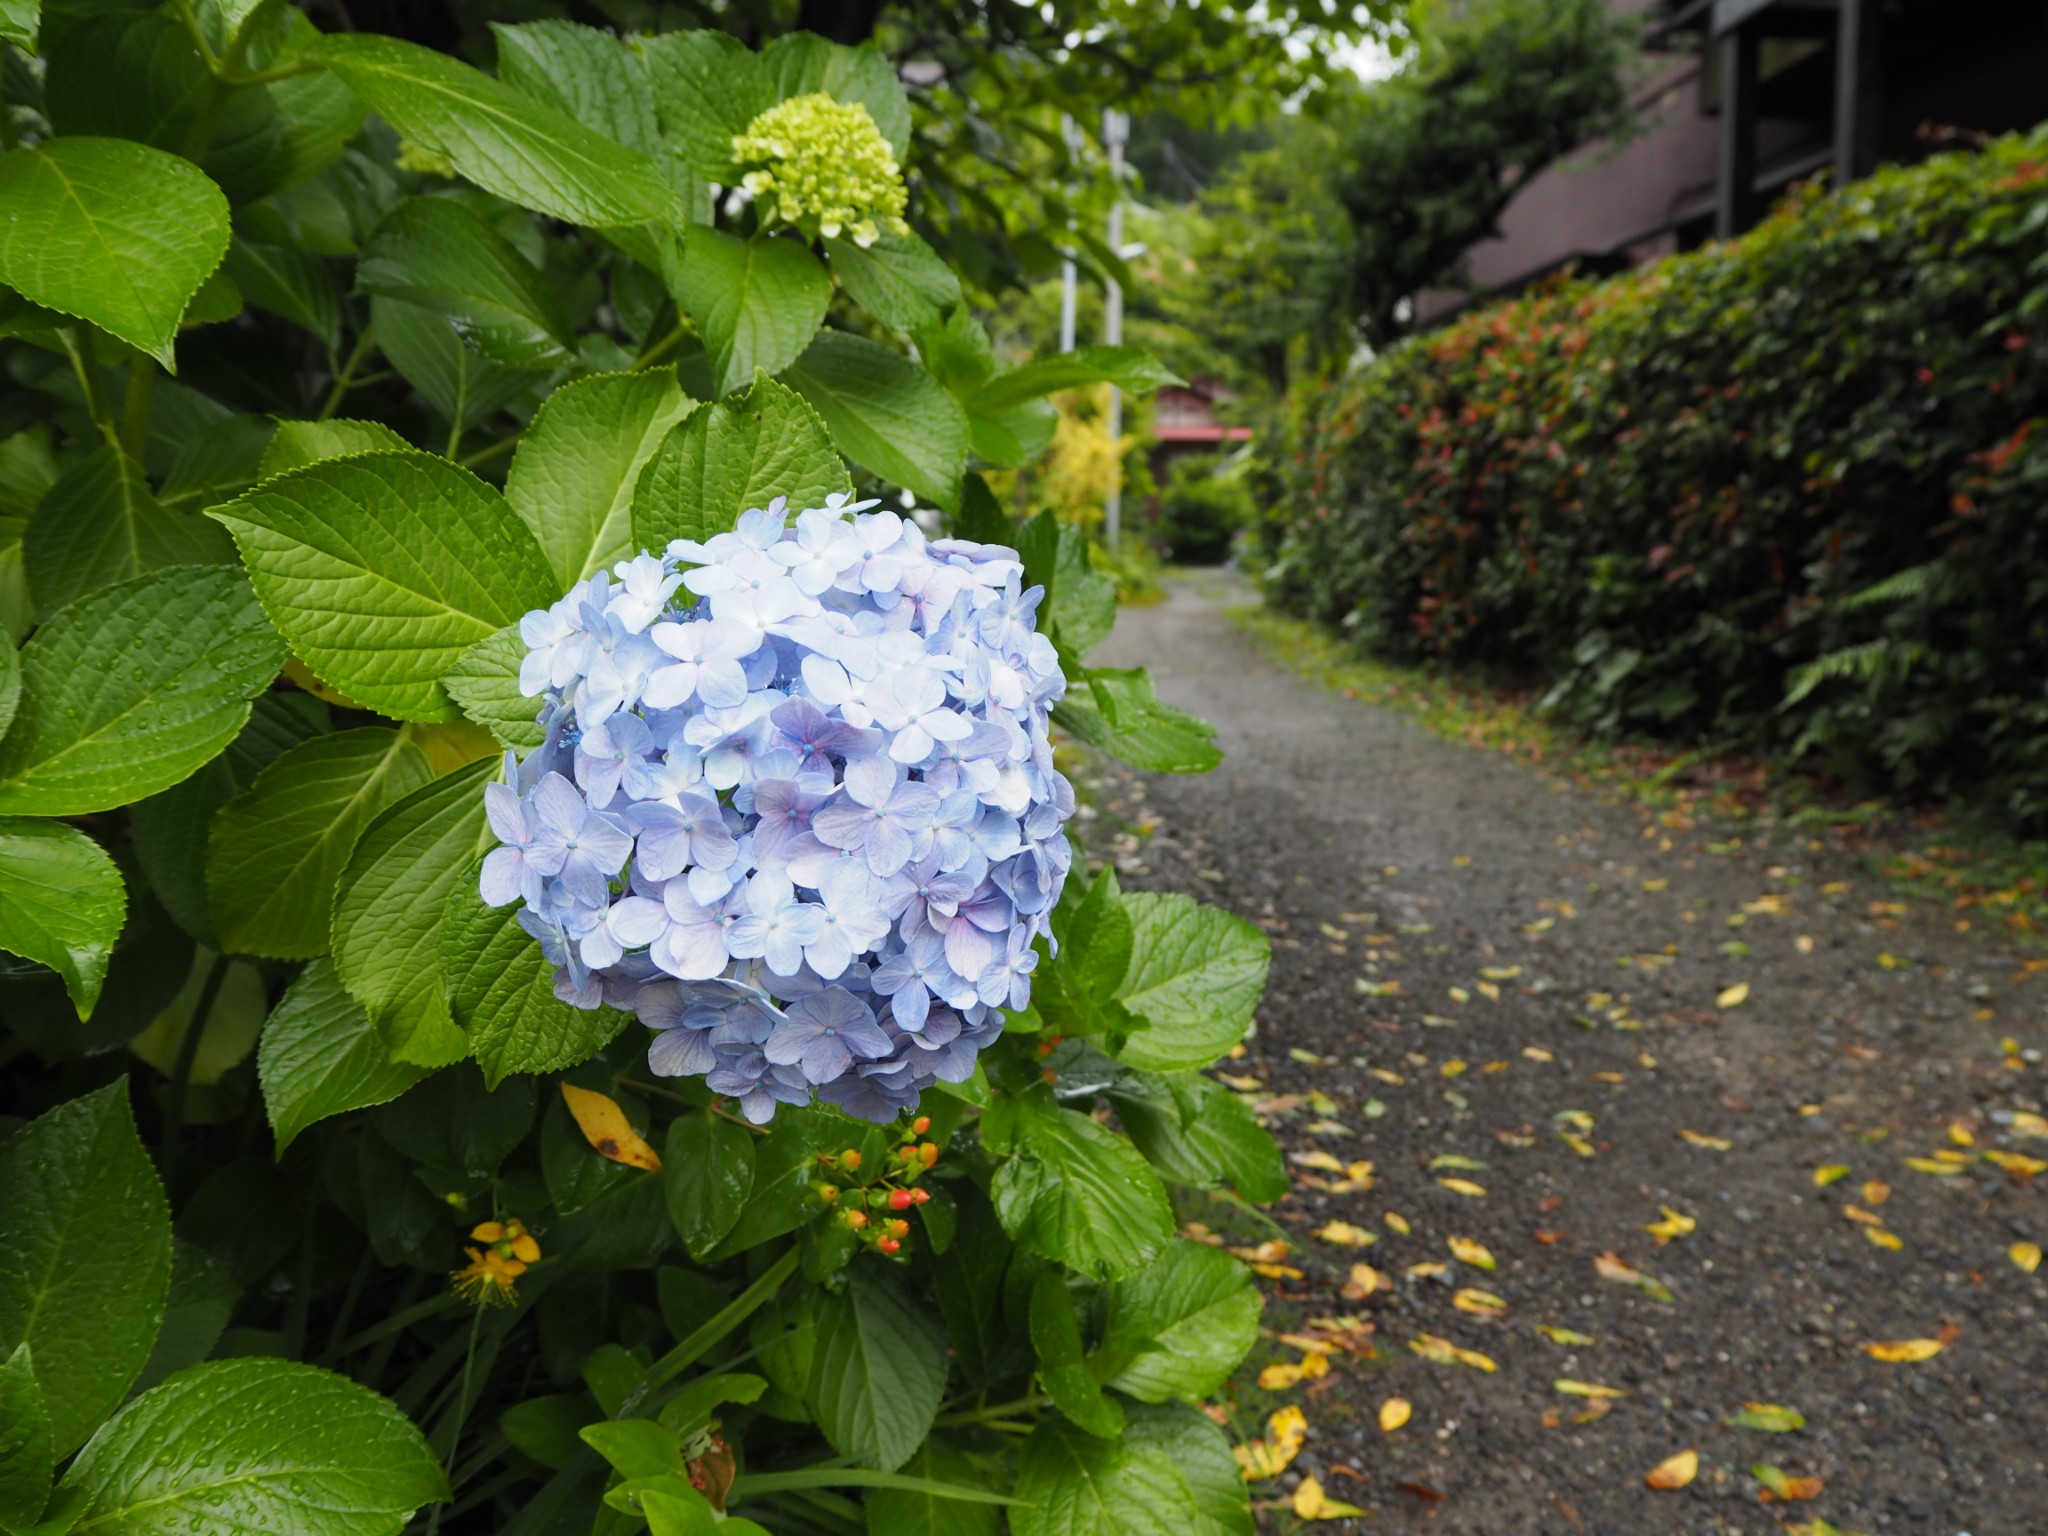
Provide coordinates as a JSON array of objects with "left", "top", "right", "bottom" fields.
[
  {"left": 1058, "top": 116, "right": 1079, "bottom": 355},
  {"left": 1101, "top": 107, "right": 1127, "bottom": 550}
]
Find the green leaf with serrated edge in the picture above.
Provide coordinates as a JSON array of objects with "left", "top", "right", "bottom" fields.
[
  {"left": 662, "top": 1112, "right": 756, "bottom": 1260},
  {"left": 781, "top": 329, "right": 968, "bottom": 510},
  {"left": 0, "top": 138, "right": 228, "bottom": 367},
  {"left": 912, "top": 306, "right": 997, "bottom": 401},
  {"left": 581, "top": 1420, "right": 686, "bottom": 1481},
  {"left": 57, "top": 1358, "right": 446, "bottom": 1533},
  {"left": 0, "top": 632, "right": 17, "bottom": 743},
  {"left": 369, "top": 296, "right": 543, "bottom": 433},
  {"left": 670, "top": 229, "right": 829, "bottom": 397},
  {"left": 206, "top": 727, "right": 433, "bottom": 960},
  {"left": 1030, "top": 1271, "right": 1123, "bottom": 1438},
  {"left": 493, "top": 21, "right": 662, "bottom": 157},
  {"left": 1107, "top": 1072, "right": 1287, "bottom": 1202},
  {"left": 370, "top": 1064, "right": 534, "bottom": 1179},
  {"left": 1034, "top": 867, "right": 1133, "bottom": 1037},
  {"left": 316, "top": 33, "right": 671, "bottom": 227},
  {"left": 128, "top": 1241, "right": 236, "bottom": 1399},
  {"left": 1049, "top": 524, "right": 1116, "bottom": 655},
  {"left": 24, "top": 446, "right": 234, "bottom": 615},
  {"left": 211, "top": 450, "right": 555, "bottom": 722},
  {"left": 222, "top": 237, "right": 341, "bottom": 351},
  {"left": 637, "top": 30, "right": 773, "bottom": 180},
  {"left": 988, "top": 1093, "right": 1173, "bottom": 1280},
  {"left": 507, "top": 370, "right": 695, "bottom": 587},
  {"left": 442, "top": 625, "right": 546, "bottom": 751},
  {"left": 1120, "top": 1402, "right": 1253, "bottom": 1536},
  {"left": 631, "top": 375, "right": 849, "bottom": 552},
  {"left": 258, "top": 959, "right": 433, "bottom": 1155},
  {"left": 704, "top": 1103, "right": 845, "bottom": 1260},
  {"left": 1052, "top": 667, "right": 1221, "bottom": 775},
  {"left": 0, "top": 1083, "right": 170, "bottom": 1459},
  {"left": 860, "top": 1439, "right": 1002, "bottom": 1536},
  {"left": 806, "top": 1259, "right": 948, "bottom": 1472},
  {"left": 0, "top": 565, "right": 283, "bottom": 816},
  {"left": 756, "top": 34, "right": 911, "bottom": 157},
  {"left": 357, "top": 197, "right": 576, "bottom": 370},
  {"left": 0, "top": 1343, "right": 53, "bottom": 1531},
  {"left": 1010, "top": 1418, "right": 1197, "bottom": 1536},
  {"left": 255, "top": 419, "right": 411, "bottom": 482},
  {"left": 1101, "top": 1240, "right": 1260, "bottom": 1404},
  {"left": 441, "top": 874, "right": 624, "bottom": 1087},
  {"left": 824, "top": 233, "right": 960, "bottom": 331},
  {"left": 331, "top": 758, "right": 494, "bottom": 1069},
  {"left": 0, "top": 819, "right": 125, "bottom": 1019},
  {"left": 0, "top": 1, "right": 36, "bottom": 52},
  {"left": 1112, "top": 893, "right": 1269, "bottom": 1071},
  {"left": 969, "top": 346, "right": 1180, "bottom": 415}
]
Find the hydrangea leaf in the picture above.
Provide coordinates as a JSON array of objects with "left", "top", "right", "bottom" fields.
[
  {"left": 356, "top": 197, "right": 577, "bottom": 370},
  {"left": 222, "top": 237, "right": 343, "bottom": 353},
  {"left": 367, "top": 296, "right": 544, "bottom": 435},
  {"left": 211, "top": 450, "right": 556, "bottom": 722},
  {"left": 989, "top": 1096, "right": 1173, "bottom": 1280},
  {"left": 0, "top": 2, "right": 36, "bottom": 52},
  {"left": 701, "top": 1104, "right": 846, "bottom": 1260},
  {"left": 0, "top": 631, "right": 17, "bottom": 743},
  {"left": 0, "top": 819, "right": 125, "bottom": 1020},
  {"left": 23, "top": 446, "right": 235, "bottom": 615},
  {"left": 316, "top": 33, "right": 671, "bottom": 226},
  {"left": 670, "top": 229, "right": 829, "bottom": 398},
  {"left": 0, "top": 137, "right": 229, "bottom": 368},
  {"left": 128, "top": 1241, "right": 238, "bottom": 1400},
  {"left": 255, "top": 419, "right": 411, "bottom": 482},
  {"left": 1112, "top": 892, "right": 1269, "bottom": 1071},
  {"left": 441, "top": 875, "right": 625, "bottom": 1088},
  {"left": 757, "top": 34, "right": 912, "bottom": 158},
  {"left": 206, "top": 727, "right": 434, "bottom": 961},
  {"left": 1120, "top": 1402, "right": 1254, "bottom": 1536},
  {"left": 638, "top": 29, "right": 772, "bottom": 180},
  {"left": 506, "top": 370, "right": 695, "bottom": 587},
  {"left": 258, "top": 959, "right": 433, "bottom": 1155},
  {"left": 441, "top": 625, "right": 547, "bottom": 752},
  {"left": 369, "top": 1064, "right": 535, "bottom": 1180},
  {"left": 0, "top": 565, "right": 285, "bottom": 816},
  {"left": 968, "top": 346, "right": 1180, "bottom": 415},
  {"left": 781, "top": 330, "right": 967, "bottom": 510},
  {"left": 1010, "top": 1417, "right": 1197, "bottom": 1536},
  {"left": 1034, "top": 867, "right": 1134, "bottom": 1037},
  {"left": 1102, "top": 1240, "right": 1261, "bottom": 1404},
  {"left": 492, "top": 20, "right": 661, "bottom": 157},
  {"left": 663, "top": 1112, "right": 755, "bottom": 1260},
  {"left": 631, "top": 375, "right": 848, "bottom": 552},
  {"left": 823, "top": 233, "right": 960, "bottom": 331},
  {"left": 0, "top": 1342, "right": 53, "bottom": 1530},
  {"left": 0, "top": 1082, "right": 171, "bottom": 1459},
  {"left": 1106, "top": 1072, "right": 1287, "bottom": 1203},
  {"left": 1053, "top": 667, "right": 1222, "bottom": 775},
  {"left": 1030, "top": 1271, "right": 1123, "bottom": 1439},
  {"left": 806, "top": 1259, "right": 948, "bottom": 1472},
  {"left": 57, "top": 1358, "right": 446, "bottom": 1534},
  {"left": 331, "top": 758, "right": 495, "bottom": 1069},
  {"left": 859, "top": 1440, "right": 1003, "bottom": 1536}
]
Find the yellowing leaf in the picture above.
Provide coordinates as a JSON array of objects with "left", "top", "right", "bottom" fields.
[
  {"left": 1447, "top": 1236, "right": 1495, "bottom": 1271},
  {"left": 1384, "top": 1212, "right": 1411, "bottom": 1236},
  {"left": 1480, "top": 965, "right": 1521, "bottom": 981},
  {"left": 1291, "top": 1476, "right": 1364, "bottom": 1521},
  {"left": 1864, "top": 1227, "right": 1904, "bottom": 1250},
  {"left": 1985, "top": 1150, "right": 2048, "bottom": 1176},
  {"left": 1645, "top": 1449, "right": 1698, "bottom": 1490},
  {"left": 1409, "top": 1333, "right": 1496, "bottom": 1372},
  {"left": 1862, "top": 1338, "right": 1943, "bottom": 1362},
  {"left": 2013, "top": 1111, "right": 2048, "bottom": 1139},
  {"left": 2012, "top": 1240, "right": 2043, "bottom": 1275},
  {"left": 1723, "top": 1402, "right": 1805, "bottom": 1433},
  {"left": 1536, "top": 1324, "right": 1596, "bottom": 1346},
  {"left": 1258, "top": 1351, "right": 1330, "bottom": 1390},
  {"left": 1522, "top": 1045, "right": 1555, "bottom": 1062},
  {"left": 1290, "top": 1149, "right": 1346, "bottom": 1173},
  {"left": 1437, "top": 1177, "right": 1487, "bottom": 1198},
  {"left": 559, "top": 1083, "right": 662, "bottom": 1172},
  {"left": 1379, "top": 1396, "right": 1411, "bottom": 1432},
  {"left": 1429, "top": 1153, "right": 1488, "bottom": 1171},
  {"left": 1904, "top": 1157, "right": 1964, "bottom": 1176},
  {"left": 1453, "top": 1288, "right": 1507, "bottom": 1318},
  {"left": 1314, "top": 1220, "right": 1375, "bottom": 1247},
  {"left": 1233, "top": 1405, "right": 1307, "bottom": 1481},
  {"left": 1644, "top": 1205, "right": 1696, "bottom": 1245},
  {"left": 1813, "top": 1164, "right": 1851, "bottom": 1188},
  {"left": 404, "top": 720, "right": 499, "bottom": 774},
  {"left": 1861, "top": 1180, "right": 1890, "bottom": 1206},
  {"left": 1554, "top": 1379, "right": 1627, "bottom": 1399},
  {"left": 1217, "top": 1072, "right": 1263, "bottom": 1091},
  {"left": 1404, "top": 1261, "right": 1448, "bottom": 1279},
  {"left": 1716, "top": 982, "right": 1749, "bottom": 1009},
  {"left": 1593, "top": 1251, "right": 1676, "bottom": 1303},
  {"left": 1679, "top": 1129, "right": 1732, "bottom": 1150},
  {"left": 1341, "top": 1262, "right": 1388, "bottom": 1300}
]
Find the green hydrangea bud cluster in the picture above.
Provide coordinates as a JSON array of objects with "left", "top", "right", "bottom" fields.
[{"left": 732, "top": 93, "right": 911, "bottom": 248}]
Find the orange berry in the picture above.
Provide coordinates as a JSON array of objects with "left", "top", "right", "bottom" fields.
[
  {"left": 845, "top": 1209, "right": 868, "bottom": 1229},
  {"left": 877, "top": 1237, "right": 901, "bottom": 1255}
]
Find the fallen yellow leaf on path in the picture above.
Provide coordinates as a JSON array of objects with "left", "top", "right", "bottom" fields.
[
  {"left": 1679, "top": 1129, "right": 1732, "bottom": 1150},
  {"left": 1409, "top": 1333, "right": 1497, "bottom": 1371},
  {"left": 1864, "top": 1227, "right": 1904, "bottom": 1250},
  {"left": 1291, "top": 1475, "right": 1364, "bottom": 1520},
  {"left": 1716, "top": 982, "right": 1749, "bottom": 1009},
  {"left": 1862, "top": 1180, "right": 1890, "bottom": 1206},
  {"left": 1554, "top": 1379, "right": 1626, "bottom": 1398},
  {"left": 1259, "top": 1351, "right": 1331, "bottom": 1389},
  {"left": 2013, "top": 1241, "right": 2043, "bottom": 1275},
  {"left": 1291, "top": 1150, "right": 1346, "bottom": 1173},
  {"left": 1535, "top": 1324, "right": 1596, "bottom": 1346},
  {"left": 1813, "top": 1164, "right": 1851, "bottom": 1188},
  {"left": 1645, "top": 1450, "right": 1698, "bottom": 1489},
  {"left": 1314, "top": 1220, "right": 1375, "bottom": 1247},
  {"left": 1380, "top": 1397, "right": 1411, "bottom": 1432},
  {"left": 1341, "top": 1262, "right": 1388, "bottom": 1300},
  {"left": 1862, "top": 1339, "right": 1943, "bottom": 1362},
  {"left": 1723, "top": 1402, "right": 1805, "bottom": 1432},
  {"left": 1453, "top": 1288, "right": 1508, "bottom": 1318},
  {"left": 1233, "top": 1405, "right": 1307, "bottom": 1481},
  {"left": 559, "top": 1084, "right": 663, "bottom": 1172},
  {"left": 1644, "top": 1205, "right": 1696, "bottom": 1245},
  {"left": 1448, "top": 1236, "right": 1495, "bottom": 1271},
  {"left": 1437, "top": 1177, "right": 1487, "bottom": 1198},
  {"left": 1904, "top": 1157, "right": 1965, "bottom": 1176},
  {"left": 1985, "top": 1150, "right": 2048, "bottom": 1176}
]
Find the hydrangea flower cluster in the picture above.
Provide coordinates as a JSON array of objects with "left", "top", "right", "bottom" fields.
[
  {"left": 479, "top": 495, "right": 1075, "bottom": 1124},
  {"left": 732, "top": 93, "right": 910, "bottom": 248}
]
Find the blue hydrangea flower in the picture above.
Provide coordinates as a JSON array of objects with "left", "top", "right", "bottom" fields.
[{"left": 477, "top": 496, "right": 1075, "bottom": 1123}]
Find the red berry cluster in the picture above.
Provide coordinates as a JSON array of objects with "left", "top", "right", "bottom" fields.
[{"left": 814, "top": 1116, "right": 938, "bottom": 1257}]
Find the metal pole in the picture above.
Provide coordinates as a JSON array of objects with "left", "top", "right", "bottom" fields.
[
  {"left": 1102, "top": 108, "right": 1126, "bottom": 550},
  {"left": 1058, "top": 116, "right": 1078, "bottom": 354}
]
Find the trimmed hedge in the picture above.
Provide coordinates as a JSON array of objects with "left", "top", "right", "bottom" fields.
[{"left": 1265, "top": 129, "right": 2048, "bottom": 826}]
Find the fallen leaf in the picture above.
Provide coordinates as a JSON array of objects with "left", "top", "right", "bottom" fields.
[
  {"left": 1864, "top": 1227, "right": 1904, "bottom": 1251},
  {"left": 559, "top": 1084, "right": 663, "bottom": 1172},
  {"left": 1447, "top": 1236, "right": 1495, "bottom": 1271},
  {"left": 1593, "top": 1250, "right": 1675, "bottom": 1302},
  {"left": 1430, "top": 1153, "right": 1488, "bottom": 1171},
  {"left": 1536, "top": 1324, "right": 1596, "bottom": 1346},
  {"left": 1646, "top": 1450, "right": 1699, "bottom": 1490},
  {"left": 1291, "top": 1476, "right": 1364, "bottom": 1521},
  {"left": 1453, "top": 1288, "right": 1508, "bottom": 1318},
  {"left": 1862, "top": 1180, "right": 1890, "bottom": 1206},
  {"left": 1379, "top": 1397, "right": 1411, "bottom": 1432},
  {"left": 1554, "top": 1379, "right": 1627, "bottom": 1398},
  {"left": 1716, "top": 982, "right": 1750, "bottom": 1009},
  {"left": 1233, "top": 1405, "right": 1307, "bottom": 1480},
  {"left": 1904, "top": 1157, "right": 1965, "bottom": 1176},
  {"left": 1644, "top": 1205, "right": 1696, "bottom": 1245},
  {"left": 1523, "top": 1045, "right": 1555, "bottom": 1062},
  {"left": 1314, "top": 1220, "right": 1376, "bottom": 1247},
  {"left": 1862, "top": 1338, "right": 1943, "bottom": 1362},
  {"left": 1341, "top": 1262, "right": 1388, "bottom": 1300},
  {"left": 2012, "top": 1240, "right": 2042, "bottom": 1275},
  {"left": 1409, "top": 1333, "right": 1496, "bottom": 1372},
  {"left": 1723, "top": 1402, "right": 1805, "bottom": 1433},
  {"left": 1813, "top": 1164, "right": 1851, "bottom": 1188},
  {"left": 1753, "top": 1463, "right": 1824, "bottom": 1502},
  {"left": 1679, "top": 1129, "right": 1732, "bottom": 1150},
  {"left": 1230, "top": 1240, "right": 1291, "bottom": 1264},
  {"left": 1437, "top": 1177, "right": 1488, "bottom": 1198},
  {"left": 1842, "top": 1205, "right": 1884, "bottom": 1226},
  {"left": 1985, "top": 1150, "right": 2048, "bottom": 1177},
  {"left": 1393, "top": 1480, "right": 1445, "bottom": 1502},
  {"left": 1404, "top": 1261, "right": 1448, "bottom": 1279},
  {"left": 1290, "top": 1150, "right": 1347, "bottom": 1173},
  {"left": 1258, "top": 1351, "right": 1331, "bottom": 1389},
  {"left": 1384, "top": 1212, "right": 1411, "bottom": 1236},
  {"left": 2013, "top": 1111, "right": 2048, "bottom": 1139}
]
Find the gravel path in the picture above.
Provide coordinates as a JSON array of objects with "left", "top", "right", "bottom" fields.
[{"left": 1088, "top": 571, "right": 2048, "bottom": 1536}]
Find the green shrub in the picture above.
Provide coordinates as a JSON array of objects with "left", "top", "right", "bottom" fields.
[
  {"left": 1155, "top": 452, "right": 1253, "bottom": 564},
  {"left": 1267, "top": 129, "right": 2048, "bottom": 825}
]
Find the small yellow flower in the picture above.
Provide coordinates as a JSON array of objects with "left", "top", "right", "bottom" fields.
[
  {"left": 732, "top": 94, "right": 909, "bottom": 248},
  {"left": 452, "top": 1218, "right": 540, "bottom": 1305}
]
